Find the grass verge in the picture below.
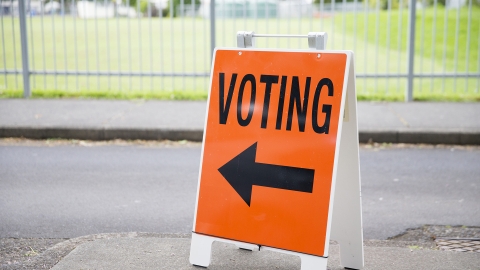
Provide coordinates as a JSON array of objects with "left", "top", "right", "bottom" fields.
[
  {"left": 0, "top": 89, "right": 208, "bottom": 100},
  {"left": 2, "top": 88, "right": 479, "bottom": 101}
]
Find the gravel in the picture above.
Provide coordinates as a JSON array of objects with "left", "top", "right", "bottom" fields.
[
  {"left": 0, "top": 238, "right": 65, "bottom": 269},
  {"left": 389, "top": 225, "right": 480, "bottom": 242}
]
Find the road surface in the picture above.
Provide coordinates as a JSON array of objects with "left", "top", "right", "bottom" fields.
[{"left": 0, "top": 141, "right": 478, "bottom": 240}]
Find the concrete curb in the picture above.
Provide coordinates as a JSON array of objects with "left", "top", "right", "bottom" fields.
[
  {"left": 1, "top": 127, "right": 479, "bottom": 144},
  {"left": 0, "top": 127, "right": 204, "bottom": 142},
  {"left": 359, "top": 130, "right": 480, "bottom": 145}
]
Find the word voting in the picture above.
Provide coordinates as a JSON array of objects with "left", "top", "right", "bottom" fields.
[{"left": 218, "top": 73, "right": 335, "bottom": 134}]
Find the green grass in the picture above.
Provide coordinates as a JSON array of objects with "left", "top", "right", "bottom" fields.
[
  {"left": 1, "top": 5, "right": 479, "bottom": 101},
  {"left": 0, "top": 88, "right": 208, "bottom": 100},
  {"left": 338, "top": 5, "right": 480, "bottom": 72}
]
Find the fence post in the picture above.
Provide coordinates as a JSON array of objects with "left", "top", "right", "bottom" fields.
[
  {"left": 406, "top": 0, "right": 416, "bottom": 102},
  {"left": 18, "top": 0, "right": 30, "bottom": 98},
  {"left": 210, "top": 0, "right": 216, "bottom": 62}
]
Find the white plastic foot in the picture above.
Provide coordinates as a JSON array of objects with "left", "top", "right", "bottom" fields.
[
  {"left": 261, "top": 246, "right": 327, "bottom": 270},
  {"left": 189, "top": 233, "right": 215, "bottom": 267},
  {"left": 190, "top": 233, "right": 259, "bottom": 267},
  {"left": 337, "top": 240, "right": 363, "bottom": 270},
  {"left": 300, "top": 254, "right": 328, "bottom": 270}
]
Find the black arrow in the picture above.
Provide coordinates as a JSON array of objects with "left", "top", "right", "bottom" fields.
[{"left": 218, "top": 142, "right": 315, "bottom": 206}]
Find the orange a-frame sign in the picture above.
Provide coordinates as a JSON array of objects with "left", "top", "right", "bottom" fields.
[{"left": 191, "top": 48, "right": 363, "bottom": 270}]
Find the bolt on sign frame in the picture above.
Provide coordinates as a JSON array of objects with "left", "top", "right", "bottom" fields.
[{"left": 190, "top": 32, "right": 364, "bottom": 270}]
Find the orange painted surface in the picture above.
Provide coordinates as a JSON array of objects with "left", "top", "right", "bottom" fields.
[{"left": 194, "top": 50, "right": 347, "bottom": 257}]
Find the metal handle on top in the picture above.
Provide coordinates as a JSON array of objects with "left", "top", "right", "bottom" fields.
[{"left": 236, "top": 31, "right": 328, "bottom": 50}]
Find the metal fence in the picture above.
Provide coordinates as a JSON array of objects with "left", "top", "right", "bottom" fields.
[{"left": 1, "top": 0, "right": 479, "bottom": 101}]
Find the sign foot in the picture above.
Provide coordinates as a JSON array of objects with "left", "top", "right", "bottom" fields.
[
  {"left": 190, "top": 233, "right": 214, "bottom": 267},
  {"left": 261, "top": 246, "right": 328, "bottom": 270},
  {"left": 190, "top": 233, "right": 259, "bottom": 267},
  {"left": 300, "top": 255, "right": 328, "bottom": 270}
]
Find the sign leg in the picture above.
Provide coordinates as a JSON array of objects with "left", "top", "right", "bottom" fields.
[
  {"left": 330, "top": 59, "right": 364, "bottom": 270},
  {"left": 189, "top": 233, "right": 214, "bottom": 267},
  {"left": 300, "top": 254, "right": 328, "bottom": 270},
  {"left": 261, "top": 246, "right": 327, "bottom": 270},
  {"left": 190, "top": 233, "right": 259, "bottom": 267}
]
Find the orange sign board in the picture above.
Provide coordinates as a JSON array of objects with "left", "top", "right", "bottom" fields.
[{"left": 194, "top": 49, "right": 348, "bottom": 257}]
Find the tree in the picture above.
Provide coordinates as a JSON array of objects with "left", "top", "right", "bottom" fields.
[
  {"left": 313, "top": 0, "right": 357, "bottom": 4},
  {"left": 123, "top": 0, "right": 139, "bottom": 8},
  {"left": 166, "top": 0, "right": 201, "bottom": 17},
  {"left": 369, "top": 0, "right": 404, "bottom": 10}
]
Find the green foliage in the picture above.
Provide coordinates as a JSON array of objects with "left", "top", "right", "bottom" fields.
[
  {"left": 123, "top": 0, "right": 139, "bottom": 8},
  {"left": 427, "top": 0, "right": 446, "bottom": 6},
  {"left": 313, "top": 0, "right": 357, "bottom": 3},
  {"left": 432, "top": 0, "right": 480, "bottom": 6},
  {"left": 139, "top": 0, "right": 161, "bottom": 16},
  {"left": 140, "top": 0, "right": 149, "bottom": 13},
  {"left": 368, "top": 0, "right": 407, "bottom": 10},
  {"left": 121, "top": 0, "right": 161, "bottom": 17},
  {"left": 166, "top": 0, "right": 201, "bottom": 17}
]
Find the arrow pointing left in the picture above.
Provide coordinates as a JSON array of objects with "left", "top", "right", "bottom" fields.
[{"left": 218, "top": 142, "right": 315, "bottom": 206}]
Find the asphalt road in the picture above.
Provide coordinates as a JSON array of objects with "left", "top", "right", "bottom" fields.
[{"left": 0, "top": 142, "right": 479, "bottom": 240}]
